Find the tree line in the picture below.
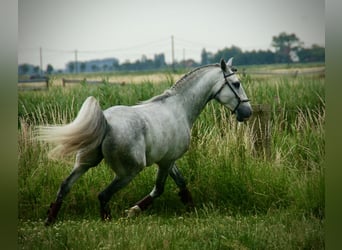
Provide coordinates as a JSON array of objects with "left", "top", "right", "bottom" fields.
[
  {"left": 201, "top": 32, "right": 324, "bottom": 66},
  {"left": 18, "top": 32, "right": 324, "bottom": 75}
]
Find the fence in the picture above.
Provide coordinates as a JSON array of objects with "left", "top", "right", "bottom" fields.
[
  {"left": 240, "top": 68, "right": 325, "bottom": 77},
  {"left": 61, "top": 78, "right": 126, "bottom": 87},
  {"left": 18, "top": 77, "right": 49, "bottom": 91},
  {"left": 18, "top": 67, "right": 324, "bottom": 90}
]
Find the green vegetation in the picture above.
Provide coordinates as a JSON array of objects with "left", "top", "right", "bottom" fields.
[{"left": 18, "top": 71, "right": 324, "bottom": 249}]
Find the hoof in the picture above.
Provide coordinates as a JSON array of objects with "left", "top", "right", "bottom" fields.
[
  {"left": 44, "top": 217, "right": 55, "bottom": 226},
  {"left": 100, "top": 209, "right": 112, "bottom": 221},
  {"left": 125, "top": 205, "right": 142, "bottom": 218},
  {"left": 101, "top": 214, "right": 112, "bottom": 221},
  {"left": 179, "top": 189, "right": 194, "bottom": 207},
  {"left": 99, "top": 200, "right": 112, "bottom": 221},
  {"left": 45, "top": 201, "right": 62, "bottom": 226}
]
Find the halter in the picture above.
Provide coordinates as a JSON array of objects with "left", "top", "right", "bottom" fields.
[{"left": 214, "top": 71, "right": 250, "bottom": 114}]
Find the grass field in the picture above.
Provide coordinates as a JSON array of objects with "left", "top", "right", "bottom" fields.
[{"left": 18, "top": 68, "right": 325, "bottom": 249}]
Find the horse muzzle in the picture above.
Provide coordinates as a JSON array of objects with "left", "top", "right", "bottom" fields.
[{"left": 236, "top": 104, "right": 252, "bottom": 122}]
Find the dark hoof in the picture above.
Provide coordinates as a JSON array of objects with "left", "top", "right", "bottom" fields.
[
  {"left": 100, "top": 206, "right": 112, "bottom": 221},
  {"left": 44, "top": 217, "right": 55, "bottom": 226},
  {"left": 178, "top": 189, "right": 194, "bottom": 207},
  {"left": 45, "top": 201, "right": 62, "bottom": 226},
  {"left": 101, "top": 212, "right": 112, "bottom": 221}
]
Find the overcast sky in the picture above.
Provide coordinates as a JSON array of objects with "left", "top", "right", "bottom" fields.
[{"left": 18, "top": 0, "right": 325, "bottom": 70}]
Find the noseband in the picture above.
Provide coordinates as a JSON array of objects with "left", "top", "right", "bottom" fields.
[{"left": 214, "top": 71, "right": 250, "bottom": 114}]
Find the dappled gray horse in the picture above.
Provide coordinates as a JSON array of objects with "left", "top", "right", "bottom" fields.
[{"left": 39, "top": 58, "right": 252, "bottom": 225}]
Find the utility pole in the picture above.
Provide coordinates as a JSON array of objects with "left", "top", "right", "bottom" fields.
[
  {"left": 171, "top": 35, "right": 175, "bottom": 72},
  {"left": 39, "top": 47, "right": 43, "bottom": 76},
  {"left": 75, "top": 50, "right": 78, "bottom": 74},
  {"left": 183, "top": 48, "right": 186, "bottom": 67}
]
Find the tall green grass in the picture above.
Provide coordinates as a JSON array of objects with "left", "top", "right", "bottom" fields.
[{"left": 18, "top": 74, "right": 324, "bottom": 249}]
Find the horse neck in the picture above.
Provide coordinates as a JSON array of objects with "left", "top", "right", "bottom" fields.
[{"left": 170, "top": 67, "right": 220, "bottom": 126}]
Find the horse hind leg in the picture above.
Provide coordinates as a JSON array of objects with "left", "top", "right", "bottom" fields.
[
  {"left": 98, "top": 174, "right": 136, "bottom": 221},
  {"left": 45, "top": 148, "right": 103, "bottom": 226},
  {"left": 45, "top": 167, "right": 87, "bottom": 226},
  {"left": 169, "top": 164, "right": 194, "bottom": 207}
]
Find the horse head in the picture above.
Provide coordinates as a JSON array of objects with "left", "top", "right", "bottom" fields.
[{"left": 214, "top": 58, "right": 252, "bottom": 122}]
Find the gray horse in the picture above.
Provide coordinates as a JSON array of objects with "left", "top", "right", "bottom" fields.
[{"left": 38, "top": 58, "right": 252, "bottom": 225}]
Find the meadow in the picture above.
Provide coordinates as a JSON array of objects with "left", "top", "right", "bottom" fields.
[{"left": 18, "top": 68, "right": 325, "bottom": 249}]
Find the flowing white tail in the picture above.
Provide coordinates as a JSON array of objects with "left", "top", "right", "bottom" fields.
[{"left": 37, "top": 96, "right": 107, "bottom": 159}]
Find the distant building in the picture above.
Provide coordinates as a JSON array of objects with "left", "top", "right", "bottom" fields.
[{"left": 66, "top": 57, "right": 120, "bottom": 73}]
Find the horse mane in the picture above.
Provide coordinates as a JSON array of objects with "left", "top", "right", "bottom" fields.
[
  {"left": 142, "top": 63, "right": 219, "bottom": 104},
  {"left": 171, "top": 63, "right": 219, "bottom": 91}
]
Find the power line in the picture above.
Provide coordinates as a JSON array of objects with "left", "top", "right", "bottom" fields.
[
  {"left": 175, "top": 37, "right": 223, "bottom": 49},
  {"left": 19, "top": 37, "right": 170, "bottom": 54},
  {"left": 22, "top": 36, "right": 270, "bottom": 69}
]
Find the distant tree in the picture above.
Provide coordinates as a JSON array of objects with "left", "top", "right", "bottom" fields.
[
  {"left": 141, "top": 55, "right": 148, "bottom": 63},
  {"left": 154, "top": 53, "right": 166, "bottom": 69},
  {"left": 212, "top": 46, "right": 243, "bottom": 63},
  {"left": 236, "top": 50, "right": 276, "bottom": 65},
  {"left": 112, "top": 60, "right": 119, "bottom": 70},
  {"left": 297, "top": 44, "right": 325, "bottom": 63},
  {"left": 33, "top": 66, "right": 40, "bottom": 75},
  {"left": 68, "top": 62, "right": 75, "bottom": 73},
  {"left": 19, "top": 64, "right": 30, "bottom": 75},
  {"left": 46, "top": 64, "right": 54, "bottom": 74},
  {"left": 201, "top": 48, "right": 209, "bottom": 65},
  {"left": 272, "top": 32, "right": 303, "bottom": 63},
  {"left": 80, "top": 62, "right": 86, "bottom": 72},
  {"left": 91, "top": 64, "right": 99, "bottom": 72}
]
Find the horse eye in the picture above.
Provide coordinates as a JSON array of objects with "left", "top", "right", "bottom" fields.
[
  {"left": 232, "top": 67, "right": 238, "bottom": 72},
  {"left": 232, "top": 82, "right": 240, "bottom": 88}
]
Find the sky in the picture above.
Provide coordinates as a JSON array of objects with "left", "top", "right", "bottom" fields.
[{"left": 18, "top": 0, "right": 325, "bottom": 70}]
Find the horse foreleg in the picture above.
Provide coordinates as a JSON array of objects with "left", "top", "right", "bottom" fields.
[
  {"left": 125, "top": 194, "right": 153, "bottom": 218},
  {"left": 126, "top": 165, "right": 169, "bottom": 217},
  {"left": 169, "top": 164, "right": 194, "bottom": 207}
]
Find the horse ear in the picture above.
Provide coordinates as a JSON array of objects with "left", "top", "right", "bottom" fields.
[
  {"left": 220, "top": 59, "right": 227, "bottom": 72},
  {"left": 227, "top": 57, "right": 234, "bottom": 67}
]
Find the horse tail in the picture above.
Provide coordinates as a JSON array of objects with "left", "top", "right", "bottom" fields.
[{"left": 37, "top": 96, "right": 107, "bottom": 159}]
